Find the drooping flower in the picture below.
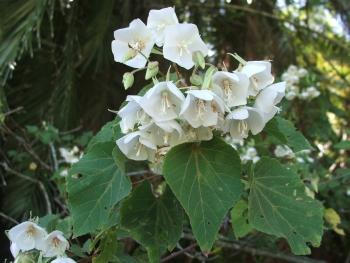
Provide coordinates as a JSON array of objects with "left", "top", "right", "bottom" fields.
[
  {"left": 140, "top": 81, "right": 185, "bottom": 122},
  {"left": 225, "top": 107, "right": 265, "bottom": 140},
  {"left": 10, "top": 242, "right": 20, "bottom": 258},
  {"left": 51, "top": 257, "right": 77, "bottom": 263},
  {"left": 183, "top": 125, "right": 213, "bottom": 142},
  {"left": 241, "top": 147, "right": 260, "bottom": 164},
  {"left": 8, "top": 221, "right": 47, "bottom": 251},
  {"left": 254, "top": 81, "right": 285, "bottom": 122},
  {"left": 112, "top": 19, "right": 155, "bottom": 68},
  {"left": 180, "top": 89, "right": 225, "bottom": 128},
  {"left": 211, "top": 71, "right": 249, "bottom": 107},
  {"left": 163, "top": 23, "right": 208, "bottom": 69},
  {"left": 274, "top": 145, "right": 295, "bottom": 159},
  {"left": 59, "top": 147, "right": 82, "bottom": 164},
  {"left": 42, "top": 231, "right": 69, "bottom": 257},
  {"left": 118, "top": 95, "right": 150, "bottom": 133},
  {"left": 147, "top": 7, "right": 179, "bottom": 47},
  {"left": 117, "top": 131, "right": 157, "bottom": 161},
  {"left": 240, "top": 61, "right": 274, "bottom": 96},
  {"left": 139, "top": 120, "right": 183, "bottom": 146}
]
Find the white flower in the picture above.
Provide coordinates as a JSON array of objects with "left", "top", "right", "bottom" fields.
[
  {"left": 297, "top": 68, "right": 308, "bottom": 77},
  {"left": 118, "top": 95, "right": 150, "bottom": 133},
  {"left": 180, "top": 89, "right": 225, "bottom": 128},
  {"left": 112, "top": 19, "right": 155, "bottom": 68},
  {"left": 306, "top": 86, "right": 320, "bottom": 98},
  {"left": 184, "top": 125, "right": 213, "bottom": 142},
  {"left": 51, "top": 257, "right": 76, "bottom": 263},
  {"left": 285, "top": 91, "right": 297, "bottom": 100},
  {"left": 274, "top": 145, "right": 295, "bottom": 159},
  {"left": 163, "top": 23, "right": 208, "bottom": 69},
  {"left": 281, "top": 72, "right": 299, "bottom": 85},
  {"left": 8, "top": 221, "right": 47, "bottom": 251},
  {"left": 140, "top": 81, "right": 185, "bottom": 122},
  {"left": 42, "top": 231, "right": 69, "bottom": 257},
  {"left": 60, "top": 169, "right": 68, "bottom": 177},
  {"left": 240, "top": 61, "right": 274, "bottom": 96},
  {"left": 139, "top": 120, "right": 183, "bottom": 146},
  {"left": 59, "top": 147, "right": 81, "bottom": 164},
  {"left": 241, "top": 147, "right": 260, "bottom": 164},
  {"left": 10, "top": 242, "right": 20, "bottom": 258},
  {"left": 225, "top": 107, "right": 265, "bottom": 140},
  {"left": 117, "top": 131, "right": 157, "bottom": 161},
  {"left": 147, "top": 7, "right": 178, "bottom": 46},
  {"left": 212, "top": 71, "right": 249, "bottom": 107},
  {"left": 254, "top": 81, "right": 285, "bottom": 122}
]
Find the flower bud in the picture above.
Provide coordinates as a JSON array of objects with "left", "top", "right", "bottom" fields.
[
  {"left": 122, "top": 72, "right": 134, "bottom": 90},
  {"left": 145, "top": 61, "right": 159, "bottom": 80},
  {"left": 14, "top": 253, "right": 36, "bottom": 263},
  {"left": 192, "top": 51, "right": 206, "bottom": 69},
  {"left": 190, "top": 74, "right": 203, "bottom": 86}
]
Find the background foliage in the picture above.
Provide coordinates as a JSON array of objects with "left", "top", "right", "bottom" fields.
[{"left": 1, "top": 0, "right": 350, "bottom": 262}]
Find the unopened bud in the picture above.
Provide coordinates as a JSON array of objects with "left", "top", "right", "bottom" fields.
[
  {"left": 145, "top": 61, "right": 159, "bottom": 80},
  {"left": 122, "top": 72, "right": 134, "bottom": 90},
  {"left": 192, "top": 51, "right": 206, "bottom": 69},
  {"left": 190, "top": 74, "right": 203, "bottom": 86}
]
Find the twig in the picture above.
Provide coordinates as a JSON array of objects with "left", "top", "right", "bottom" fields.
[
  {"left": 49, "top": 142, "right": 59, "bottom": 171},
  {"left": 60, "top": 125, "right": 82, "bottom": 135},
  {"left": 3, "top": 106, "right": 24, "bottom": 117},
  {"left": 0, "top": 212, "right": 18, "bottom": 225},
  {"left": 161, "top": 243, "right": 197, "bottom": 262},
  {"left": 1, "top": 162, "right": 52, "bottom": 214}
]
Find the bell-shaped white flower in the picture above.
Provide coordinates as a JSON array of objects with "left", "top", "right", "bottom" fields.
[
  {"left": 8, "top": 221, "right": 47, "bottom": 251},
  {"left": 147, "top": 7, "right": 178, "bottom": 47},
  {"left": 117, "top": 131, "right": 157, "bottom": 161},
  {"left": 180, "top": 89, "right": 225, "bottom": 128},
  {"left": 42, "top": 231, "right": 69, "bottom": 257},
  {"left": 140, "top": 81, "right": 185, "bottom": 122},
  {"left": 140, "top": 120, "right": 183, "bottom": 146},
  {"left": 225, "top": 107, "right": 265, "bottom": 140},
  {"left": 118, "top": 95, "right": 150, "bottom": 133},
  {"left": 163, "top": 23, "right": 208, "bottom": 69},
  {"left": 212, "top": 71, "right": 249, "bottom": 107},
  {"left": 51, "top": 257, "right": 76, "bottom": 263},
  {"left": 10, "top": 242, "right": 20, "bottom": 258},
  {"left": 112, "top": 19, "right": 155, "bottom": 68},
  {"left": 240, "top": 61, "right": 274, "bottom": 96},
  {"left": 184, "top": 125, "right": 213, "bottom": 142}
]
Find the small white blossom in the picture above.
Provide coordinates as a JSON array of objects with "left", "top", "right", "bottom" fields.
[
  {"left": 10, "top": 242, "right": 20, "bottom": 258},
  {"left": 285, "top": 91, "right": 297, "bottom": 100},
  {"left": 118, "top": 95, "right": 150, "bottom": 133},
  {"left": 117, "top": 131, "right": 157, "bottom": 161},
  {"left": 42, "top": 231, "right": 69, "bottom": 257},
  {"left": 240, "top": 61, "right": 274, "bottom": 96},
  {"left": 163, "top": 23, "right": 208, "bottom": 69},
  {"left": 147, "top": 7, "right": 179, "bottom": 46},
  {"left": 241, "top": 147, "right": 260, "bottom": 164},
  {"left": 212, "top": 71, "right": 249, "bottom": 107},
  {"left": 297, "top": 68, "right": 308, "bottom": 77},
  {"left": 112, "top": 19, "right": 155, "bottom": 68},
  {"left": 8, "top": 221, "right": 47, "bottom": 251},
  {"left": 225, "top": 107, "right": 265, "bottom": 140},
  {"left": 140, "top": 81, "right": 185, "bottom": 122},
  {"left": 274, "top": 145, "right": 295, "bottom": 159},
  {"left": 59, "top": 147, "right": 82, "bottom": 164},
  {"left": 254, "top": 81, "right": 285, "bottom": 122},
  {"left": 180, "top": 89, "right": 225, "bottom": 128},
  {"left": 51, "top": 258, "right": 76, "bottom": 263},
  {"left": 139, "top": 120, "right": 183, "bottom": 146}
]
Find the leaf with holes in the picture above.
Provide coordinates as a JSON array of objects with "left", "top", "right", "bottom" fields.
[
  {"left": 163, "top": 137, "right": 243, "bottom": 251},
  {"left": 231, "top": 200, "right": 252, "bottom": 239},
  {"left": 67, "top": 142, "right": 131, "bottom": 236},
  {"left": 120, "top": 182, "right": 183, "bottom": 263},
  {"left": 248, "top": 157, "right": 323, "bottom": 255}
]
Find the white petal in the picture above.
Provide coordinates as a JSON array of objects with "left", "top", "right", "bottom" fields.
[
  {"left": 227, "top": 108, "right": 249, "bottom": 120},
  {"left": 246, "top": 107, "right": 266, "bottom": 135},
  {"left": 186, "top": 89, "right": 214, "bottom": 101},
  {"left": 10, "top": 243, "right": 20, "bottom": 258},
  {"left": 51, "top": 258, "right": 77, "bottom": 263}
]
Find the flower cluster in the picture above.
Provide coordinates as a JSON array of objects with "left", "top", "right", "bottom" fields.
[
  {"left": 282, "top": 65, "right": 320, "bottom": 100},
  {"left": 7, "top": 221, "right": 75, "bottom": 263},
  {"left": 112, "top": 7, "right": 286, "bottom": 162}
]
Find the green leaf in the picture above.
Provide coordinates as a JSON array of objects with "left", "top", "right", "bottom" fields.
[
  {"left": 163, "top": 137, "right": 243, "bottom": 251},
  {"left": 231, "top": 200, "right": 253, "bottom": 239},
  {"left": 248, "top": 157, "right": 323, "bottom": 255},
  {"left": 67, "top": 142, "right": 131, "bottom": 236},
  {"left": 334, "top": 141, "right": 350, "bottom": 150},
  {"left": 87, "top": 119, "right": 121, "bottom": 151},
  {"left": 265, "top": 117, "right": 312, "bottom": 152},
  {"left": 120, "top": 182, "right": 183, "bottom": 263},
  {"left": 93, "top": 230, "right": 119, "bottom": 263}
]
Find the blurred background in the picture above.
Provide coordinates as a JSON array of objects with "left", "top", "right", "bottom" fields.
[{"left": 0, "top": 0, "right": 349, "bottom": 262}]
